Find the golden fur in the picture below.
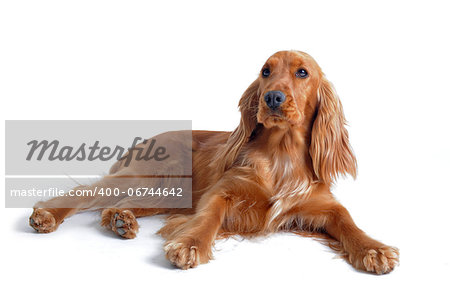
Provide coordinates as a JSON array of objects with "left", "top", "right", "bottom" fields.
[{"left": 29, "top": 51, "right": 399, "bottom": 274}]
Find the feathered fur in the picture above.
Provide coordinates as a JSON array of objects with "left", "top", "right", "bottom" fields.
[{"left": 29, "top": 51, "right": 398, "bottom": 274}]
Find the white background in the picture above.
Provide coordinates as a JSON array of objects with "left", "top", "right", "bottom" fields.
[{"left": 1, "top": 0, "right": 450, "bottom": 292}]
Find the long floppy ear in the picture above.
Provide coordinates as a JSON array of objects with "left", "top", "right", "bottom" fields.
[
  {"left": 212, "top": 79, "right": 260, "bottom": 173},
  {"left": 310, "top": 76, "right": 357, "bottom": 184}
]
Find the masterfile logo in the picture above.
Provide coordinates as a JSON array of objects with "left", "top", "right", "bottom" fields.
[{"left": 5, "top": 120, "right": 192, "bottom": 208}]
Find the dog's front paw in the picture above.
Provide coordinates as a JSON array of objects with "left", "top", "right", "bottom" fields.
[
  {"left": 350, "top": 246, "right": 399, "bottom": 274},
  {"left": 362, "top": 246, "right": 399, "bottom": 274},
  {"left": 29, "top": 208, "right": 58, "bottom": 233},
  {"left": 164, "top": 237, "right": 211, "bottom": 270}
]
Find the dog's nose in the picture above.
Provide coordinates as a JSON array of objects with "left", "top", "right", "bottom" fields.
[{"left": 264, "top": 91, "right": 286, "bottom": 110}]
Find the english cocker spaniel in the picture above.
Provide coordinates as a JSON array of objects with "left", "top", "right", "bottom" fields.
[{"left": 29, "top": 51, "right": 399, "bottom": 274}]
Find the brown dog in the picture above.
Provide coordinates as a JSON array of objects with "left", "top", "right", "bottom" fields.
[{"left": 29, "top": 51, "right": 399, "bottom": 274}]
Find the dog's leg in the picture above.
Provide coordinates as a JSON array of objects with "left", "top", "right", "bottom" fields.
[
  {"left": 29, "top": 176, "right": 139, "bottom": 233},
  {"left": 157, "top": 214, "right": 193, "bottom": 239},
  {"left": 322, "top": 202, "right": 399, "bottom": 274},
  {"left": 286, "top": 193, "right": 399, "bottom": 274},
  {"left": 29, "top": 184, "right": 96, "bottom": 233},
  {"left": 162, "top": 194, "right": 226, "bottom": 269}
]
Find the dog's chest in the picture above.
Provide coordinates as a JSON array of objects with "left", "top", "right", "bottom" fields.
[
  {"left": 254, "top": 154, "right": 313, "bottom": 227},
  {"left": 255, "top": 153, "right": 304, "bottom": 191}
]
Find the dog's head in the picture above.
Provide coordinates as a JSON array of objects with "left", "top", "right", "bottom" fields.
[
  {"left": 218, "top": 51, "right": 357, "bottom": 184},
  {"left": 255, "top": 51, "right": 321, "bottom": 129}
]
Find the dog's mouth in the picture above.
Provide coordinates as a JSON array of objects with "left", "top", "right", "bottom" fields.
[
  {"left": 268, "top": 112, "right": 283, "bottom": 118},
  {"left": 257, "top": 109, "right": 289, "bottom": 128},
  {"left": 257, "top": 106, "right": 303, "bottom": 129}
]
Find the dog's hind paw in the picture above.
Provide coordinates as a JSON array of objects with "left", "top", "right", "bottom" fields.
[
  {"left": 101, "top": 208, "right": 138, "bottom": 239},
  {"left": 29, "top": 208, "right": 58, "bottom": 233}
]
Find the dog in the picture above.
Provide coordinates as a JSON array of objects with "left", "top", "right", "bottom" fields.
[{"left": 29, "top": 50, "right": 399, "bottom": 274}]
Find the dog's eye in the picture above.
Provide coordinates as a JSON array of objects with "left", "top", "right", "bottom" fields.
[
  {"left": 296, "top": 68, "right": 308, "bottom": 78},
  {"left": 262, "top": 68, "right": 270, "bottom": 78}
]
